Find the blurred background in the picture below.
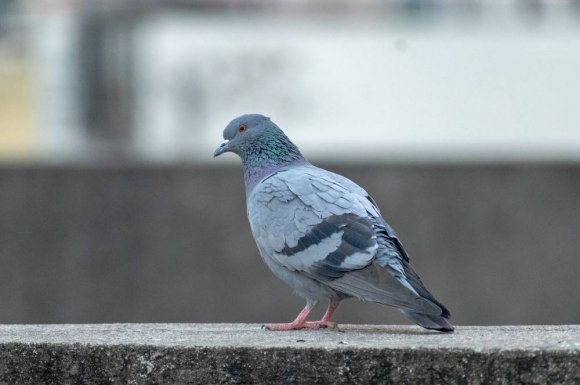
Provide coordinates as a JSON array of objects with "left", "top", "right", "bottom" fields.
[{"left": 0, "top": 0, "right": 579, "bottom": 326}]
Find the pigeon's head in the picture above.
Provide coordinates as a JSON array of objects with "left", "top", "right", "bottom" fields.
[{"left": 213, "top": 114, "right": 303, "bottom": 164}]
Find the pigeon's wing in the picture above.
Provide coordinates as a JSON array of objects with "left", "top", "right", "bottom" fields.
[
  {"left": 322, "top": 168, "right": 449, "bottom": 317},
  {"left": 249, "top": 167, "right": 376, "bottom": 277},
  {"left": 248, "top": 166, "right": 442, "bottom": 315}
]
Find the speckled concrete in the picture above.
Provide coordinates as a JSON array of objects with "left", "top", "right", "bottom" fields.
[{"left": 0, "top": 324, "right": 578, "bottom": 384}]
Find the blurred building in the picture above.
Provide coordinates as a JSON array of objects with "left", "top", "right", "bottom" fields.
[
  {"left": 0, "top": 0, "right": 35, "bottom": 159},
  {"left": 1, "top": 0, "right": 580, "bottom": 162}
]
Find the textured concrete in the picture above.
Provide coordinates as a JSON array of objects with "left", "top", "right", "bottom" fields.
[
  {"left": 0, "top": 324, "right": 578, "bottom": 384},
  {"left": 0, "top": 164, "right": 579, "bottom": 326}
]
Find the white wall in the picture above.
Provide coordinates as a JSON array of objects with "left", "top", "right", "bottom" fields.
[{"left": 134, "top": 9, "right": 580, "bottom": 163}]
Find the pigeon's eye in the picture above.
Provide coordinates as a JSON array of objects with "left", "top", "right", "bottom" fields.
[{"left": 238, "top": 124, "right": 247, "bottom": 133}]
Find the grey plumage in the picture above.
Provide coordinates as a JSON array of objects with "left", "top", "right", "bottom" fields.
[{"left": 214, "top": 114, "right": 454, "bottom": 332}]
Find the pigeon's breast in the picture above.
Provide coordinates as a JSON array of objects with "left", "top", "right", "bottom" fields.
[{"left": 246, "top": 174, "right": 299, "bottom": 255}]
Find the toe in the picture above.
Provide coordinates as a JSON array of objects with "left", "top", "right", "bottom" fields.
[{"left": 263, "top": 323, "right": 304, "bottom": 331}]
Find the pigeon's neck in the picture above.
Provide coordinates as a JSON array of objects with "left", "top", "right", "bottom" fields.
[{"left": 241, "top": 141, "right": 305, "bottom": 192}]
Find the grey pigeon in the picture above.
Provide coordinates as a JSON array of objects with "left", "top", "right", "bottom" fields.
[{"left": 214, "top": 114, "right": 454, "bottom": 332}]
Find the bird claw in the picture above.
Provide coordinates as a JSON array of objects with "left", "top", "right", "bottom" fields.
[
  {"left": 261, "top": 321, "right": 338, "bottom": 331},
  {"left": 262, "top": 322, "right": 305, "bottom": 331},
  {"left": 304, "top": 321, "right": 337, "bottom": 329}
]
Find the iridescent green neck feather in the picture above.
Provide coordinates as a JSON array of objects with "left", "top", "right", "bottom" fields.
[{"left": 241, "top": 131, "right": 305, "bottom": 192}]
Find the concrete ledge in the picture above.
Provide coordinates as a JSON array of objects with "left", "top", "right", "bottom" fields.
[{"left": 1, "top": 324, "right": 578, "bottom": 384}]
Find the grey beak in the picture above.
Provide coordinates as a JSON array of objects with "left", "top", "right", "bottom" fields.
[{"left": 213, "top": 139, "right": 230, "bottom": 157}]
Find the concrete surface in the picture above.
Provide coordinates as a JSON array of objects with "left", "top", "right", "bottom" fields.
[
  {"left": 0, "top": 324, "right": 578, "bottom": 384},
  {"left": 1, "top": 163, "right": 580, "bottom": 326}
]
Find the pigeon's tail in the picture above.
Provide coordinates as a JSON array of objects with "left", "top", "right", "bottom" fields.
[
  {"left": 400, "top": 309, "right": 455, "bottom": 332},
  {"left": 399, "top": 278, "right": 455, "bottom": 332},
  {"left": 392, "top": 267, "right": 455, "bottom": 332},
  {"left": 325, "top": 261, "right": 455, "bottom": 332},
  {"left": 363, "top": 215, "right": 454, "bottom": 332}
]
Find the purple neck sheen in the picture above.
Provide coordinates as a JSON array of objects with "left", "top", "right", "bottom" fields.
[
  {"left": 239, "top": 131, "right": 306, "bottom": 193},
  {"left": 243, "top": 157, "right": 306, "bottom": 193},
  {"left": 238, "top": 128, "right": 305, "bottom": 193}
]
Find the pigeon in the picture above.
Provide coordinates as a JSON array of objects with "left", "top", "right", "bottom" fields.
[{"left": 214, "top": 114, "right": 454, "bottom": 332}]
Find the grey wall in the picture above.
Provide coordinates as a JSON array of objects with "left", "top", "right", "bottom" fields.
[{"left": 0, "top": 163, "right": 579, "bottom": 326}]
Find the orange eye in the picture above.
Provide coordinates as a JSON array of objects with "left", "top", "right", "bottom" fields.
[{"left": 238, "top": 124, "right": 247, "bottom": 133}]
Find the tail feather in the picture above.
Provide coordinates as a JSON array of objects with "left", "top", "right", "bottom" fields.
[
  {"left": 369, "top": 218, "right": 454, "bottom": 332},
  {"left": 326, "top": 262, "right": 443, "bottom": 316},
  {"left": 401, "top": 310, "right": 455, "bottom": 332}
]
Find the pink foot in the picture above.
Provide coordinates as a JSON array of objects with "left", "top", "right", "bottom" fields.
[
  {"left": 261, "top": 301, "right": 340, "bottom": 331},
  {"left": 262, "top": 306, "right": 314, "bottom": 331},
  {"left": 303, "top": 320, "right": 337, "bottom": 329},
  {"left": 262, "top": 322, "right": 306, "bottom": 331}
]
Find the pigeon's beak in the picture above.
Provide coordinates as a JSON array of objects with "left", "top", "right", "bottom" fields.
[{"left": 213, "top": 139, "right": 230, "bottom": 157}]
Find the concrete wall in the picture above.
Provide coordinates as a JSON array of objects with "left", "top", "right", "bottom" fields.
[
  {"left": 1, "top": 324, "right": 578, "bottom": 385},
  {"left": 0, "top": 163, "right": 579, "bottom": 325}
]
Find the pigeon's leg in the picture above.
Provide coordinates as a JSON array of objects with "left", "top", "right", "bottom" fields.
[
  {"left": 304, "top": 300, "right": 339, "bottom": 329},
  {"left": 263, "top": 305, "right": 315, "bottom": 331}
]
